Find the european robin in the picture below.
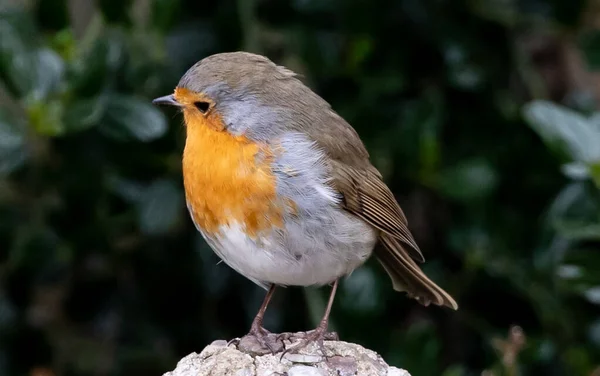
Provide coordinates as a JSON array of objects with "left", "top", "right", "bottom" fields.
[{"left": 152, "top": 51, "right": 457, "bottom": 353}]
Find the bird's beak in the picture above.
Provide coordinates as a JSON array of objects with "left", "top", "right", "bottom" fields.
[{"left": 152, "top": 94, "right": 181, "bottom": 107}]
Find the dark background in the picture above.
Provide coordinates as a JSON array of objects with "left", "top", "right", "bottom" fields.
[{"left": 1, "top": 0, "right": 600, "bottom": 375}]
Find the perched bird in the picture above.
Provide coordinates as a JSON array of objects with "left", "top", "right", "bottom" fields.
[{"left": 152, "top": 51, "right": 457, "bottom": 353}]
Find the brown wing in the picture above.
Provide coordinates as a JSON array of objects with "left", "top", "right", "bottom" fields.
[
  {"left": 330, "top": 160, "right": 424, "bottom": 262},
  {"left": 330, "top": 160, "right": 458, "bottom": 310}
]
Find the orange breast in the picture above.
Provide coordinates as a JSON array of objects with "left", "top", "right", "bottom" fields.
[{"left": 182, "top": 110, "right": 284, "bottom": 238}]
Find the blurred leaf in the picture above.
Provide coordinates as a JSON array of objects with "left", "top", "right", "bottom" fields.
[
  {"left": 0, "top": 11, "right": 65, "bottom": 100},
  {"left": 346, "top": 35, "right": 373, "bottom": 72},
  {"left": 8, "top": 226, "right": 63, "bottom": 271},
  {"left": 444, "top": 43, "right": 485, "bottom": 91},
  {"left": 151, "top": 0, "right": 181, "bottom": 32},
  {"left": 584, "top": 287, "right": 600, "bottom": 305},
  {"left": 359, "top": 71, "right": 407, "bottom": 96},
  {"left": 63, "top": 96, "right": 107, "bottom": 133},
  {"left": 98, "top": 0, "right": 133, "bottom": 25},
  {"left": 554, "top": 223, "right": 600, "bottom": 241},
  {"left": 436, "top": 158, "right": 499, "bottom": 201},
  {"left": 441, "top": 364, "right": 467, "bottom": 376},
  {"left": 26, "top": 98, "right": 65, "bottom": 136},
  {"left": 418, "top": 94, "right": 443, "bottom": 177},
  {"left": 468, "top": 0, "right": 519, "bottom": 27},
  {"left": 49, "top": 28, "right": 76, "bottom": 61},
  {"left": 0, "top": 110, "right": 28, "bottom": 174},
  {"left": 588, "top": 318, "right": 600, "bottom": 348},
  {"left": 578, "top": 30, "right": 600, "bottom": 71},
  {"left": 195, "top": 235, "right": 230, "bottom": 297},
  {"left": 0, "top": 10, "right": 37, "bottom": 97},
  {"left": 561, "top": 161, "right": 592, "bottom": 180},
  {"left": 591, "top": 162, "right": 600, "bottom": 189},
  {"left": 522, "top": 100, "right": 600, "bottom": 163},
  {"left": 559, "top": 248, "right": 600, "bottom": 306},
  {"left": 340, "top": 267, "right": 381, "bottom": 314},
  {"left": 107, "top": 175, "right": 146, "bottom": 203},
  {"left": 137, "top": 179, "right": 183, "bottom": 235},
  {"left": 547, "top": 182, "right": 600, "bottom": 240},
  {"left": 70, "top": 31, "right": 126, "bottom": 97},
  {"left": 99, "top": 94, "right": 167, "bottom": 142},
  {"left": 564, "top": 345, "right": 595, "bottom": 374},
  {"left": 165, "top": 23, "right": 216, "bottom": 74},
  {"left": 399, "top": 91, "right": 444, "bottom": 180},
  {"left": 390, "top": 320, "right": 441, "bottom": 376},
  {"left": 29, "top": 47, "right": 65, "bottom": 100}
]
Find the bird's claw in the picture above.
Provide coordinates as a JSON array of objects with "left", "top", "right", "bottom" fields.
[
  {"left": 236, "top": 325, "right": 283, "bottom": 355},
  {"left": 278, "top": 327, "right": 335, "bottom": 361}
]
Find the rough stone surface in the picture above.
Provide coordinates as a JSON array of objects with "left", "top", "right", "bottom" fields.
[{"left": 163, "top": 338, "right": 411, "bottom": 376}]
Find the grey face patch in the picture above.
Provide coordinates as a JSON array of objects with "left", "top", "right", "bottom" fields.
[{"left": 217, "top": 95, "right": 293, "bottom": 139}]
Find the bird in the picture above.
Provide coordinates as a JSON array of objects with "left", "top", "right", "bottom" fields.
[{"left": 152, "top": 51, "right": 457, "bottom": 354}]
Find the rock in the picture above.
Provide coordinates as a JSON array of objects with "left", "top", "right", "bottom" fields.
[
  {"left": 287, "top": 365, "right": 327, "bottom": 376},
  {"left": 163, "top": 337, "right": 411, "bottom": 376}
]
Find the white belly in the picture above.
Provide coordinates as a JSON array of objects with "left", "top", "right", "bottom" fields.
[{"left": 200, "top": 209, "right": 378, "bottom": 288}]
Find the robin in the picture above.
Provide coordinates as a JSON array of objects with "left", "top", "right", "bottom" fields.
[{"left": 152, "top": 51, "right": 457, "bottom": 354}]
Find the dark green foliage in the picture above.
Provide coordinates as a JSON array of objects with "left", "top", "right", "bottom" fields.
[{"left": 0, "top": 1, "right": 599, "bottom": 375}]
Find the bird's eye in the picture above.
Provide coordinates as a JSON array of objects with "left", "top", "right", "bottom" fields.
[{"left": 194, "top": 101, "right": 210, "bottom": 114}]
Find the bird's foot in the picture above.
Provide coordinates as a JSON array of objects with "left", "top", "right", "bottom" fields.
[
  {"left": 277, "top": 329, "right": 338, "bottom": 343},
  {"left": 279, "top": 324, "right": 335, "bottom": 360},
  {"left": 236, "top": 324, "right": 284, "bottom": 355}
]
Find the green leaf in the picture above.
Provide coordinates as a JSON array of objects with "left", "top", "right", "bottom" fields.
[
  {"left": 588, "top": 318, "right": 600, "bottom": 347},
  {"left": 0, "top": 110, "right": 28, "bottom": 175},
  {"left": 561, "top": 161, "right": 591, "bottom": 180},
  {"left": 558, "top": 248, "right": 600, "bottom": 305},
  {"left": 590, "top": 162, "right": 600, "bottom": 189},
  {"left": 436, "top": 158, "right": 499, "bottom": 201},
  {"left": 107, "top": 176, "right": 146, "bottom": 203},
  {"left": 554, "top": 223, "right": 600, "bottom": 241},
  {"left": 151, "top": 0, "right": 181, "bottom": 32},
  {"left": 444, "top": 43, "right": 484, "bottom": 91},
  {"left": 389, "top": 320, "right": 441, "bottom": 375},
  {"left": 0, "top": 11, "right": 35, "bottom": 97},
  {"left": 340, "top": 267, "right": 381, "bottom": 314},
  {"left": 99, "top": 94, "right": 168, "bottom": 142},
  {"left": 441, "top": 364, "right": 467, "bottom": 376},
  {"left": 137, "top": 179, "right": 183, "bottom": 235},
  {"left": 70, "top": 32, "right": 126, "bottom": 96},
  {"left": 63, "top": 96, "right": 107, "bottom": 133},
  {"left": 522, "top": 100, "right": 600, "bottom": 163},
  {"left": 29, "top": 47, "right": 65, "bottom": 100},
  {"left": 26, "top": 98, "right": 65, "bottom": 136},
  {"left": 0, "top": 11, "right": 64, "bottom": 100},
  {"left": 347, "top": 35, "right": 373, "bottom": 72},
  {"left": 578, "top": 30, "right": 600, "bottom": 70},
  {"left": 399, "top": 90, "right": 444, "bottom": 181},
  {"left": 547, "top": 182, "right": 600, "bottom": 240}
]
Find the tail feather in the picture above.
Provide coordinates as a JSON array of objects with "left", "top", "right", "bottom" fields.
[{"left": 376, "top": 233, "right": 458, "bottom": 310}]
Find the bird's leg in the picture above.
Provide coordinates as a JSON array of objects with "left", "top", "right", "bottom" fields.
[
  {"left": 248, "top": 284, "right": 276, "bottom": 337},
  {"left": 231, "top": 284, "right": 279, "bottom": 353},
  {"left": 281, "top": 280, "right": 339, "bottom": 358}
]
